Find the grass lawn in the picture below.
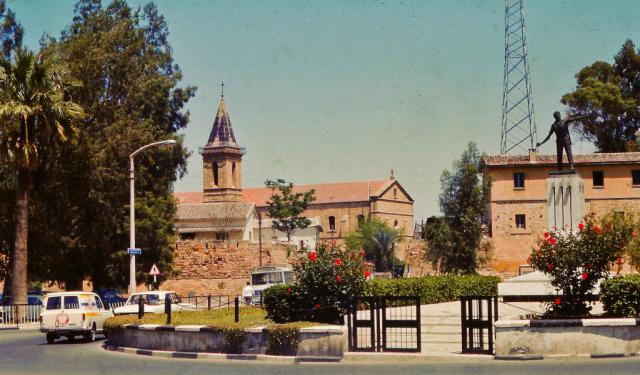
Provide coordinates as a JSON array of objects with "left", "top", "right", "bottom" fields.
[{"left": 104, "top": 307, "right": 321, "bottom": 330}]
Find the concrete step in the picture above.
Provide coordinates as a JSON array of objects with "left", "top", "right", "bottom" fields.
[
  {"left": 421, "top": 325, "right": 461, "bottom": 334},
  {"left": 420, "top": 333, "right": 460, "bottom": 344},
  {"left": 421, "top": 343, "right": 461, "bottom": 353}
]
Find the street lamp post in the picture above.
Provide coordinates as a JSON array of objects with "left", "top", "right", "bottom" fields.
[{"left": 129, "top": 139, "right": 177, "bottom": 295}]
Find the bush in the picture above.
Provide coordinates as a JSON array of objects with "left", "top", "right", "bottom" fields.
[
  {"left": 266, "top": 323, "right": 301, "bottom": 355},
  {"left": 263, "top": 284, "right": 299, "bottom": 323},
  {"left": 263, "top": 240, "right": 367, "bottom": 324},
  {"left": 362, "top": 275, "right": 499, "bottom": 303},
  {"left": 600, "top": 275, "right": 640, "bottom": 317},
  {"left": 528, "top": 213, "right": 633, "bottom": 316}
]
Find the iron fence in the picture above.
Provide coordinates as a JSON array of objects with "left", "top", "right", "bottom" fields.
[{"left": 347, "top": 296, "right": 421, "bottom": 353}]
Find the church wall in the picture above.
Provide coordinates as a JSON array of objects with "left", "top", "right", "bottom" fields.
[{"left": 161, "top": 240, "right": 296, "bottom": 296}]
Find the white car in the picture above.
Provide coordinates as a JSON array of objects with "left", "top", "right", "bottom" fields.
[
  {"left": 112, "top": 291, "right": 193, "bottom": 315},
  {"left": 39, "top": 292, "right": 113, "bottom": 344}
]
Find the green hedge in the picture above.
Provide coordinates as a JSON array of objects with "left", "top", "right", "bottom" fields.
[
  {"left": 362, "top": 275, "right": 499, "bottom": 304},
  {"left": 263, "top": 275, "right": 499, "bottom": 323},
  {"left": 600, "top": 275, "right": 640, "bottom": 317}
]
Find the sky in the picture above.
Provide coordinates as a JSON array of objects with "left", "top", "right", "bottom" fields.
[{"left": 8, "top": 0, "right": 640, "bottom": 220}]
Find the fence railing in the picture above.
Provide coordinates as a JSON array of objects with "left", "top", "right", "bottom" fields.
[{"left": 0, "top": 304, "right": 43, "bottom": 326}]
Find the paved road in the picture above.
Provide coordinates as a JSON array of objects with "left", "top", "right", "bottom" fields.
[{"left": 2, "top": 330, "right": 640, "bottom": 375}]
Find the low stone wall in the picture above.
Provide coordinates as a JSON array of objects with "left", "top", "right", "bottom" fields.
[
  {"left": 495, "top": 318, "right": 640, "bottom": 358},
  {"left": 107, "top": 324, "right": 344, "bottom": 359}
]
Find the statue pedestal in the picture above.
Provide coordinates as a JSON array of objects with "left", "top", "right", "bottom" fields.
[{"left": 546, "top": 170, "right": 584, "bottom": 232}]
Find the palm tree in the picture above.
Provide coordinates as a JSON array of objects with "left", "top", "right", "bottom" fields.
[
  {"left": 0, "top": 48, "right": 84, "bottom": 304},
  {"left": 370, "top": 226, "right": 399, "bottom": 273}
]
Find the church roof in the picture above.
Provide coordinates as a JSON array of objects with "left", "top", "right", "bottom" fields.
[
  {"left": 174, "top": 179, "right": 400, "bottom": 206},
  {"left": 176, "top": 201, "right": 254, "bottom": 220},
  {"left": 204, "top": 94, "right": 239, "bottom": 148}
]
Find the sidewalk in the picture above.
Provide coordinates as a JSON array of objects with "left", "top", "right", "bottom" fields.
[{"left": 0, "top": 322, "right": 40, "bottom": 331}]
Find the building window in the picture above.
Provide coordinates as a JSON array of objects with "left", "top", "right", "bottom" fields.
[
  {"left": 357, "top": 215, "right": 365, "bottom": 226},
  {"left": 513, "top": 172, "right": 525, "bottom": 189},
  {"left": 393, "top": 188, "right": 398, "bottom": 199},
  {"left": 515, "top": 214, "right": 526, "bottom": 229},
  {"left": 213, "top": 162, "right": 219, "bottom": 186},
  {"left": 393, "top": 220, "right": 398, "bottom": 228},
  {"left": 633, "top": 170, "right": 640, "bottom": 186},
  {"left": 179, "top": 233, "right": 196, "bottom": 241},
  {"left": 232, "top": 162, "right": 236, "bottom": 187},
  {"left": 592, "top": 170, "right": 604, "bottom": 187},
  {"left": 328, "top": 216, "right": 336, "bottom": 231},
  {"left": 215, "top": 232, "right": 228, "bottom": 241}
]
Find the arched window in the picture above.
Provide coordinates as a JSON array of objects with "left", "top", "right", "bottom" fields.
[
  {"left": 394, "top": 220, "right": 398, "bottom": 228},
  {"left": 232, "top": 162, "right": 236, "bottom": 187},
  {"left": 328, "top": 216, "right": 336, "bottom": 231},
  {"left": 213, "top": 162, "right": 219, "bottom": 186}
]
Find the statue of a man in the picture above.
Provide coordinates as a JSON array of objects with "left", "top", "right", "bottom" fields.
[{"left": 537, "top": 111, "right": 588, "bottom": 170}]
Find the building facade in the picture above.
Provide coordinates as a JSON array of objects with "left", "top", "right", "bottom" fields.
[{"left": 483, "top": 150, "right": 640, "bottom": 274}]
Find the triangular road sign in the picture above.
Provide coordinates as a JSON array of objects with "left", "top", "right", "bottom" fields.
[{"left": 149, "top": 263, "right": 161, "bottom": 276}]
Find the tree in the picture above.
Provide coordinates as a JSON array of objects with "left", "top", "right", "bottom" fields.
[
  {"left": 0, "top": 49, "right": 84, "bottom": 304},
  {"left": 424, "top": 143, "right": 491, "bottom": 274},
  {"left": 18, "top": 0, "right": 195, "bottom": 289},
  {"left": 0, "top": 0, "right": 22, "bottom": 60},
  {"left": 345, "top": 218, "right": 402, "bottom": 272},
  {"left": 210, "top": 202, "right": 244, "bottom": 241},
  {"left": 265, "top": 179, "right": 315, "bottom": 243},
  {"left": 562, "top": 40, "right": 640, "bottom": 152}
]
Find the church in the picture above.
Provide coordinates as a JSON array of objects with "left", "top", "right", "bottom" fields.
[{"left": 173, "top": 91, "right": 415, "bottom": 248}]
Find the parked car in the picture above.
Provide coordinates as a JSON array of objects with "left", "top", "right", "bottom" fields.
[
  {"left": 96, "top": 288, "right": 127, "bottom": 308},
  {"left": 39, "top": 292, "right": 113, "bottom": 344},
  {"left": 0, "top": 293, "right": 45, "bottom": 324},
  {"left": 112, "top": 291, "right": 194, "bottom": 315},
  {"left": 0, "top": 294, "right": 45, "bottom": 305}
]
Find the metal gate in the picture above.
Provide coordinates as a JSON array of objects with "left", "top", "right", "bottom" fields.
[
  {"left": 347, "top": 296, "right": 421, "bottom": 353},
  {"left": 460, "top": 296, "right": 498, "bottom": 354}
]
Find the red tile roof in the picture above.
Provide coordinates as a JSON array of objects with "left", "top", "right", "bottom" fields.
[
  {"left": 483, "top": 152, "right": 640, "bottom": 167},
  {"left": 174, "top": 180, "right": 392, "bottom": 206}
]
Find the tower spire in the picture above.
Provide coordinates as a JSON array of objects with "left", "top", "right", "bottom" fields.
[{"left": 221, "top": 81, "right": 224, "bottom": 98}]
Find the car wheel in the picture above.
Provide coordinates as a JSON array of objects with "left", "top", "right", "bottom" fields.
[
  {"left": 84, "top": 325, "right": 96, "bottom": 342},
  {"left": 46, "top": 333, "right": 55, "bottom": 344}
]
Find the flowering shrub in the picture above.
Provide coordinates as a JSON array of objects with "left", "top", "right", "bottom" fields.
[
  {"left": 264, "top": 240, "right": 367, "bottom": 324},
  {"left": 528, "top": 213, "right": 634, "bottom": 316}
]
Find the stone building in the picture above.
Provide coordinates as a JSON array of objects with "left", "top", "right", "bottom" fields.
[{"left": 483, "top": 150, "right": 640, "bottom": 274}]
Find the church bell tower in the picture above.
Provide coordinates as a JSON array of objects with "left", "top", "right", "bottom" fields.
[{"left": 201, "top": 84, "right": 244, "bottom": 202}]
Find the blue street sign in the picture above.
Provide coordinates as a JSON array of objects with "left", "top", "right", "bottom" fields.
[{"left": 128, "top": 248, "right": 142, "bottom": 255}]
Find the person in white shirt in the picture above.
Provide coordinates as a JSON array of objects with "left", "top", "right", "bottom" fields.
[{"left": 242, "top": 282, "right": 254, "bottom": 305}]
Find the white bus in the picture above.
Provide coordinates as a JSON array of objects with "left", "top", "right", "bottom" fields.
[{"left": 250, "top": 266, "right": 293, "bottom": 303}]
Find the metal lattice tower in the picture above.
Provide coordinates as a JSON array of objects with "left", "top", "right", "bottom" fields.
[{"left": 500, "top": 0, "right": 537, "bottom": 154}]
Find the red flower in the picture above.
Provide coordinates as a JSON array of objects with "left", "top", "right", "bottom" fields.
[
  {"left": 287, "top": 287, "right": 292, "bottom": 294},
  {"left": 543, "top": 232, "right": 549, "bottom": 238},
  {"left": 547, "top": 263, "right": 555, "bottom": 271},
  {"left": 314, "top": 303, "right": 321, "bottom": 309},
  {"left": 548, "top": 237, "right": 556, "bottom": 245},
  {"left": 335, "top": 258, "right": 342, "bottom": 266},
  {"left": 554, "top": 297, "right": 561, "bottom": 305},
  {"left": 336, "top": 275, "right": 342, "bottom": 282},
  {"left": 632, "top": 231, "right": 638, "bottom": 238},
  {"left": 616, "top": 256, "right": 624, "bottom": 265},
  {"left": 308, "top": 251, "right": 317, "bottom": 261},
  {"left": 594, "top": 225, "right": 602, "bottom": 234},
  {"left": 581, "top": 272, "right": 588, "bottom": 280},
  {"left": 364, "top": 270, "right": 371, "bottom": 278},
  {"left": 578, "top": 222, "right": 585, "bottom": 231}
]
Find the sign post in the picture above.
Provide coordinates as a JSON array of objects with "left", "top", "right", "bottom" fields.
[{"left": 149, "top": 263, "right": 161, "bottom": 286}]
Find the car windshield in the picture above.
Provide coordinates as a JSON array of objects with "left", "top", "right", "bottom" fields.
[{"left": 251, "top": 271, "right": 284, "bottom": 285}]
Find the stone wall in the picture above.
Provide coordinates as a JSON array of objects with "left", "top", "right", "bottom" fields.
[
  {"left": 160, "top": 240, "right": 296, "bottom": 296},
  {"left": 396, "top": 239, "right": 435, "bottom": 277}
]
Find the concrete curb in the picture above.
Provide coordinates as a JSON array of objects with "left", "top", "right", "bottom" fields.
[
  {"left": 0, "top": 324, "right": 40, "bottom": 332},
  {"left": 103, "top": 345, "right": 343, "bottom": 363},
  {"left": 494, "top": 353, "right": 640, "bottom": 361}
]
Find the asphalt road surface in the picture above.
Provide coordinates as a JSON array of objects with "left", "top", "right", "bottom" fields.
[{"left": 2, "top": 330, "right": 640, "bottom": 375}]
